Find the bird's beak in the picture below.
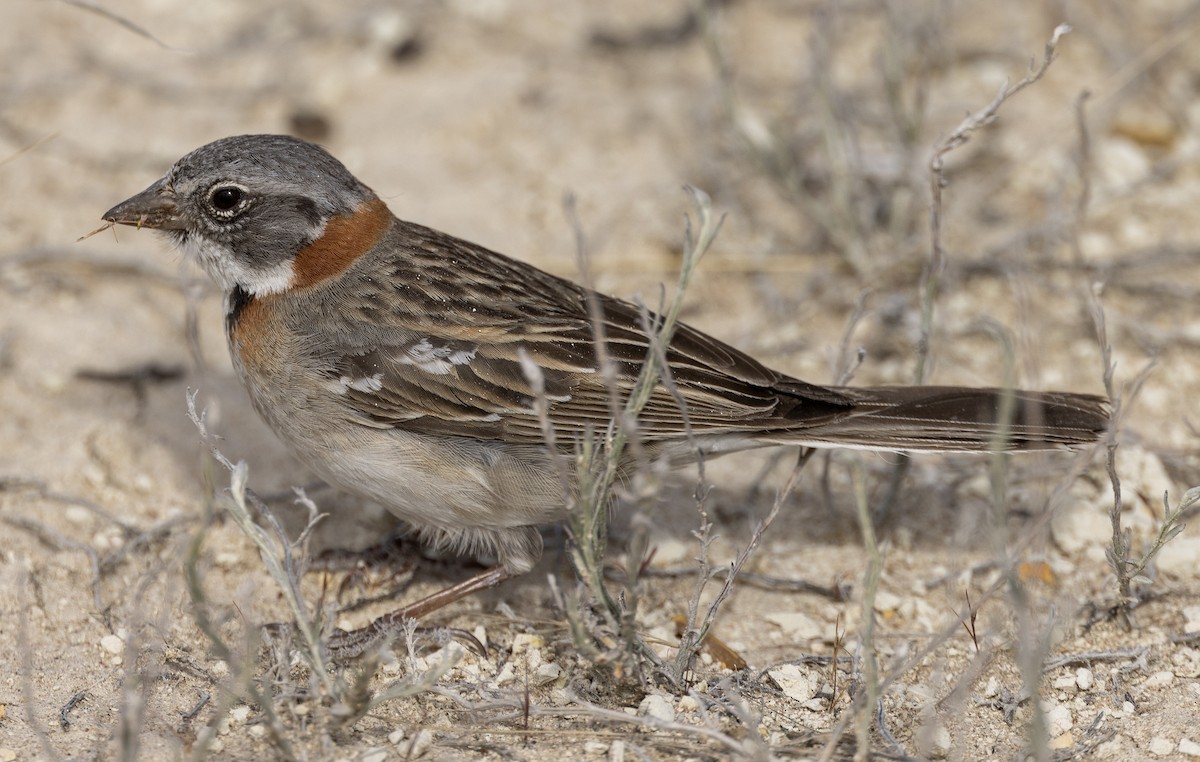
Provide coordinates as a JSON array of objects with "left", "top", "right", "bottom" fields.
[{"left": 102, "top": 177, "right": 185, "bottom": 230}]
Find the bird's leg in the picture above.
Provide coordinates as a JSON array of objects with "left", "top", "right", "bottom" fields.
[{"left": 326, "top": 565, "right": 512, "bottom": 662}]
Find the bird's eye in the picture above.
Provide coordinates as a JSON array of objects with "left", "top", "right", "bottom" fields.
[{"left": 207, "top": 184, "right": 248, "bottom": 217}]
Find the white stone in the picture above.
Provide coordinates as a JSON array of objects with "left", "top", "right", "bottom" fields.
[
  {"left": 984, "top": 676, "right": 1000, "bottom": 698},
  {"left": 511, "top": 633, "right": 544, "bottom": 653},
  {"left": 637, "top": 694, "right": 675, "bottom": 723},
  {"left": 763, "top": 612, "right": 822, "bottom": 640},
  {"left": 100, "top": 634, "right": 124, "bottom": 654},
  {"left": 873, "top": 590, "right": 902, "bottom": 612},
  {"left": 929, "top": 724, "right": 951, "bottom": 758},
  {"left": 1145, "top": 671, "right": 1174, "bottom": 689},
  {"left": 1050, "top": 497, "right": 1110, "bottom": 554},
  {"left": 361, "top": 748, "right": 388, "bottom": 762},
  {"left": 534, "top": 663, "right": 561, "bottom": 685},
  {"left": 1076, "top": 668, "right": 1094, "bottom": 691},
  {"left": 769, "top": 664, "right": 817, "bottom": 703},
  {"left": 1054, "top": 674, "right": 1077, "bottom": 690},
  {"left": 1045, "top": 704, "right": 1073, "bottom": 737},
  {"left": 1149, "top": 736, "right": 1174, "bottom": 757},
  {"left": 402, "top": 729, "right": 434, "bottom": 758},
  {"left": 1179, "top": 738, "right": 1200, "bottom": 758},
  {"left": 1159, "top": 537, "right": 1200, "bottom": 581}
]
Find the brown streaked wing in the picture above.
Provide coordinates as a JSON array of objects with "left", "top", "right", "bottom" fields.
[{"left": 323, "top": 220, "right": 856, "bottom": 445}]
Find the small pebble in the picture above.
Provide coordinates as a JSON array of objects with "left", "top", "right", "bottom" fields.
[
  {"left": 1145, "top": 671, "right": 1174, "bottom": 689},
  {"left": 0, "top": 748, "right": 15, "bottom": 762},
  {"left": 1045, "top": 704, "right": 1073, "bottom": 737},
  {"left": 100, "top": 634, "right": 124, "bottom": 655},
  {"left": 873, "top": 590, "right": 901, "bottom": 612},
  {"left": 929, "top": 724, "right": 951, "bottom": 758},
  {"left": 534, "top": 662, "right": 561, "bottom": 685},
  {"left": 763, "top": 611, "right": 822, "bottom": 639},
  {"left": 583, "top": 740, "right": 609, "bottom": 755},
  {"left": 768, "top": 664, "right": 817, "bottom": 703},
  {"left": 511, "top": 633, "right": 544, "bottom": 653},
  {"left": 1179, "top": 738, "right": 1200, "bottom": 758},
  {"left": 1049, "top": 732, "right": 1075, "bottom": 750},
  {"left": 984, "top": 676, "right": 1000, "bottom": 698},
  {"left": 401, "top": 729, "right": 434, "bottom": 758},
  {"left": 1149, "top": 736, "right": 1174, "bottom": 757},
  {"left": 1076, "top": 668, "right": 1094, "bottom": 691},
  {"left": 637, "top": 694, "right": 675, "bottom": 723},
  {"left": 361, "top": 748, "right": 388, "bottom": 762}
]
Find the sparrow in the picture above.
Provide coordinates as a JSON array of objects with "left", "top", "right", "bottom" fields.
[{"left": 102, "top": 134, "right": 1107, "bottom": 632}]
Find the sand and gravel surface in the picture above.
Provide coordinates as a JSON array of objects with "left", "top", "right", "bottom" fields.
[{"left": 2, "top": 1, "right": 1199, "bottom": 759}]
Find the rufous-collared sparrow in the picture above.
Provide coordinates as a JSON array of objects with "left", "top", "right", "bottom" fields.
[{"left": 102, "top": 134, "right": 1107, "bottom": 631}]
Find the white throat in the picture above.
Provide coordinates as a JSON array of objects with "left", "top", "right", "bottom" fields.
[{"left": 180, "top": 234, "right": 295, "bottom": 297}]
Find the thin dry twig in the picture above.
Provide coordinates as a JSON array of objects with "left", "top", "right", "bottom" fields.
[{"left": 58, "top": 0, "right": 184, "bottom": 51}]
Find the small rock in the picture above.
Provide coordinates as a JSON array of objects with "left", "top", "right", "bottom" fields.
[
  {"left": 1095, "top": 737, "right": 1125, "bottom": 758},
  {"left": 1145, "top": 671, "right": 1174, "bottom": 689},
  {"left": 0, "top": 748, "right": 15, "bottom": 762},
  {"left": 583, "top": 740, "right": 609, "bottom": 755},
  {"left": 100, "top": 634, "right": 124, "bottom": 655},
  {"left": 1110, "top": 97, "right": 1179, "bottom": 149},
  {"left": 230, "top": 705, "right": 250, "bottom": 723},
  {"left": 388, "top": 728, "right": 405, "bottom": 745},
  {"left": 1045, "top": 704, "right": 1073, "bottom": 737},
  {"left": 361, "top": 748, "right": 389, "bottom": 762},
  {"left": 65, "top": 505, "right": 92, "bottom": 525},
  {"left": 291, "top": 702, "right": 310, "bottom": 717},
  {"left": 534, "top": 663, "right": 561, "bottom": 685},
  {"left": 1150, "top": 736, "right": 1174, "bottom": 757},
  {"left": 873, "top": 590, "right": 902, "bottom": 613},
  {"left": 609, "top": 738, "right": 626, "bottom": 762},
  {"left": 511, "top": 633, "right": 544, "bottom": 653},
  {"left": 1076, "top": 668, "right": 1094, "bottom": 691},
  {"left": 1174, "top": 648, "right": 1200, "bottom": 678},
  {"left": 984, "top": 676, "right": 1000, "bottom": 698},
  {"left": 637, "top": 694, "right": 675, "bottom": 723},
  {"left": 1165, "top": 539, "right": 1200, "bottom": 581},
  {"left": 677, "top": 695, "right": 699, "bottom": 713},
  {"left": 647, "top": 537, "right": 690, "bottom": 566},
  {"left": 1050, "top": 498, "right": 1110, "bottom": 554},
  {"left": 401, "top": 729, "right": 434, "bottom": 758},
  {"left": 1179, "top": 738, "right": 1200, "bottom": 758},
  {"left": 1053, "top": 674, "right": 1077, "bottom": 690},
  {"left": 763, "top": 612, "right": 822, "bottom": 640},
  {"left": 929, "top": 724, "right": 952, "bottom": 758},
  {"left": 768, "top": 664, "right": 817, "bottom": 703},
  {"left": 1049, "top": 732, "right": 1075, "bottom": 750},
  {"left": 492, "top": 662, "right": 516, "bottom": 687}
]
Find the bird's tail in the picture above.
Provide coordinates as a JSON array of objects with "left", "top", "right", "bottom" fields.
[{"left": 771, "top": 386, "right": 1109, "bottom": 453}]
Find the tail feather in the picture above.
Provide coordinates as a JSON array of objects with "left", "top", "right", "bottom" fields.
[{"left": 773, "top": 386, "right": 1109, "bottom": 453}]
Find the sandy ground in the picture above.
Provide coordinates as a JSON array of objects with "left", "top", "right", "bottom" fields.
[{"left": 2, "top": 1, "right": 1199, "bottom": 759}]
